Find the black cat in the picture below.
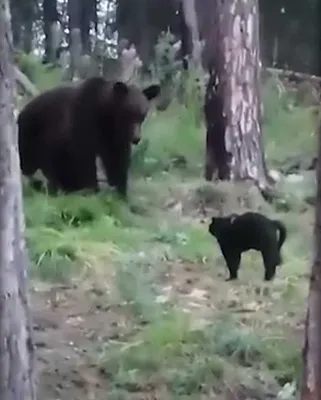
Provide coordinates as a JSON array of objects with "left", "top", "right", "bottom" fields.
[{"left": 209, "top": 212, "right": 287, "bottom": 281}]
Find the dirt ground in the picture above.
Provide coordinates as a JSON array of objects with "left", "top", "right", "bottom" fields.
[
  {"left": 32, "top": 259, "right": 305, "bottom": 400},
  {"left": 33, "top": 282, "right": 111, "bottom": 400},
  {"left": 32, "top": 263, "right": 212, "bottom": 399}
]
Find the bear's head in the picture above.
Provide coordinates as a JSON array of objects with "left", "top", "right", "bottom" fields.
[{"left": 107, "top": 81, "right": 160, "bottom": 144}]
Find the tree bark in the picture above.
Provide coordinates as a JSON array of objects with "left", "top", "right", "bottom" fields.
[
  {"left": 0, "top": 1, "right": 36, "bottom": 399},
  {"left": 203, "top": 0, "right": 270, "bottom": 190},
  {"left": 204, "top": 68, "right": 230, "bottom": 180},
  {"left": 300, "top": 121, "right": 321, "bottom": 399}
]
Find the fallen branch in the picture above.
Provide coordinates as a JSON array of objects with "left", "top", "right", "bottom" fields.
[
  {"left": 14, "top": 66, "right": 39, "bottom": 97},
  {"left": 264, "top": 66, "right": 321, "bottom": 84}
]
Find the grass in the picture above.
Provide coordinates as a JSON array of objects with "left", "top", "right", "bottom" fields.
[
  {"left": 21, "top": 68, "right": 317, "bottom": 399},
  {"left": 98, "top": 311, "right": 301, "bottom": 395}
]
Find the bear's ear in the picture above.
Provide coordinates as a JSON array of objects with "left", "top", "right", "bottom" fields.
[
  {"left": 142, "top": 84, "right": 161, "bottom": 101},
  {"left": 113, "top": 81, "right": 129, "bottom": 97}
]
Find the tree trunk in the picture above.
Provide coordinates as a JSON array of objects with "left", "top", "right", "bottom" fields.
[
  {"left": 203, "top": 0, "right": 270, "bottom": 190},
  {"left": 68, "top": 0, "right": 82, "bottom": 80},
  {"left": 300, "top": 121, "right": 321, "bottom": 399},
  {"left": 43, "top": 0, "right": 59, "bottom": 64},
  {"left": 80, "top": 0, "right": 97, "bottom": 54},
  {"left": 202, "top": 0, "right": 230, "bottom": 181},
  {"left": 0, "top": 1, "right": 36, "bottom": 399},
  {"left": 69, "top": 28, "right": 82, "bottom": 81},
  {"left": 204, "top": 68, "right": 231, "bottom": 180},
  {"left": 11, "top": 5, "right": 22, "bottom": 49},
  {"left": 179, "top": 0, "right": 202, "bottom": 69},
  {"left": 23, "top": 18, "right": 33, "bottom": 54},
  {"left": 10, "top": 0, "right": 37, "bottom": 53}
]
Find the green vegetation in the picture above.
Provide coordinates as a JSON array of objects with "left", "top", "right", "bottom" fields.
[{"left": 21, "top": 62, "right": 316, "bottom": 399}]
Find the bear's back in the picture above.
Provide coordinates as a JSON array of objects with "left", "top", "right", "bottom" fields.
[{"left": 19, "top": 85, "right": 76, "bottom": 125}]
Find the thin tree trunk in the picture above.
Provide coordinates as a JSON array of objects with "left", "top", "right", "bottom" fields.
[
  {"left": 300, "top": 121, "right": 321, "bottom": 399},
  {"left": 69, "top": 28, "right": 82, "bottom": 81},
  {"left": 0, "top": 1, "right": 36, "bottom": 398},
  {"left": 204, "top": 0, "right": 270, "bottom": 189},
  {"left": 43, "top": 0, "right": 59, "bottom": 64},
  {"left": 23, "top": 19, "right": 33, "bottom": 54},
  {"left": 204, "top": 67, "right": 230, "bottom": 180},
  {"left": 68, "top": 0, "right": 82, "bottom": 80},
  {"left": 80, "top": 0, "right": 96, "bottom": 54},
  {"left": 180, "top": 0, "right": 202, "bottom": 69},
  {"left": 11, "top": 7, "right": 22, "bottom": 49}
]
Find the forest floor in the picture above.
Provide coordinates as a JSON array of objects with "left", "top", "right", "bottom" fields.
[
  {"left": 22, "top": 71, "right": 318, "bottom": 399},
  {"left": 26, "top": 175, "right": 312, "bottom": 400}
]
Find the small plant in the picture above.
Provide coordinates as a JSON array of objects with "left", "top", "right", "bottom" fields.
[
  {"left": 214, "top": 327, "right": 262, "bottom": 366},
  {"left": 113, "top": 261, "right": 163, "bottom": 323},
  {"left": 30, "top": 250, "right": 78, "bottom": 283},
  {"left": 167, "top": 355, "right": 224, "bottom": 395},
  {"left": 262, "top": 338, "right": 301, "bottom": 385}
]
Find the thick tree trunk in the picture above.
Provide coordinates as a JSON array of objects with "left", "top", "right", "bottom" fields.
[
  {"left": 204, "top": 0, "right": 270, "bottom": 190},
  {"left": 0, "top": 1, "right": 36, "bottom": 399},
  {"left": 300, "top": 121, "right": 321, "bottom": 399}
]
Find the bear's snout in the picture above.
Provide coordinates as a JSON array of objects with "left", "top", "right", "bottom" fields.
[{"left": 131, "top": 123, "right": 142, "bottom": 145}]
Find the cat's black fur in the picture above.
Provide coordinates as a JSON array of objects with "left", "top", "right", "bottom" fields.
[{"left": 208, "top": 212, "right": 287, "bottom": 281}]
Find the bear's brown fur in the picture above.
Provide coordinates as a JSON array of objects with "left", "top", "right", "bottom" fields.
[{"left": 18, "top": 76, "right": 160, "bottom": 197}]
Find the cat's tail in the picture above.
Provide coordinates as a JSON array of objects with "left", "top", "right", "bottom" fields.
[
  {"left": 273, "top": 220, "right": 287, "bottom": 265},
  {"left": 273, "top": 220, "right": 287, "bottom": 250}
]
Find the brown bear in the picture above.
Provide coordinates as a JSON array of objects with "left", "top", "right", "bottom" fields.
[{"left": 18, "top": 76, "right": 160, "bottom": 197}]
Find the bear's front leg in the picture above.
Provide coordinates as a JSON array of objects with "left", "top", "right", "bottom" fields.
[{"left": 100, "top": 143, "right": 130, "bottom": 199}]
